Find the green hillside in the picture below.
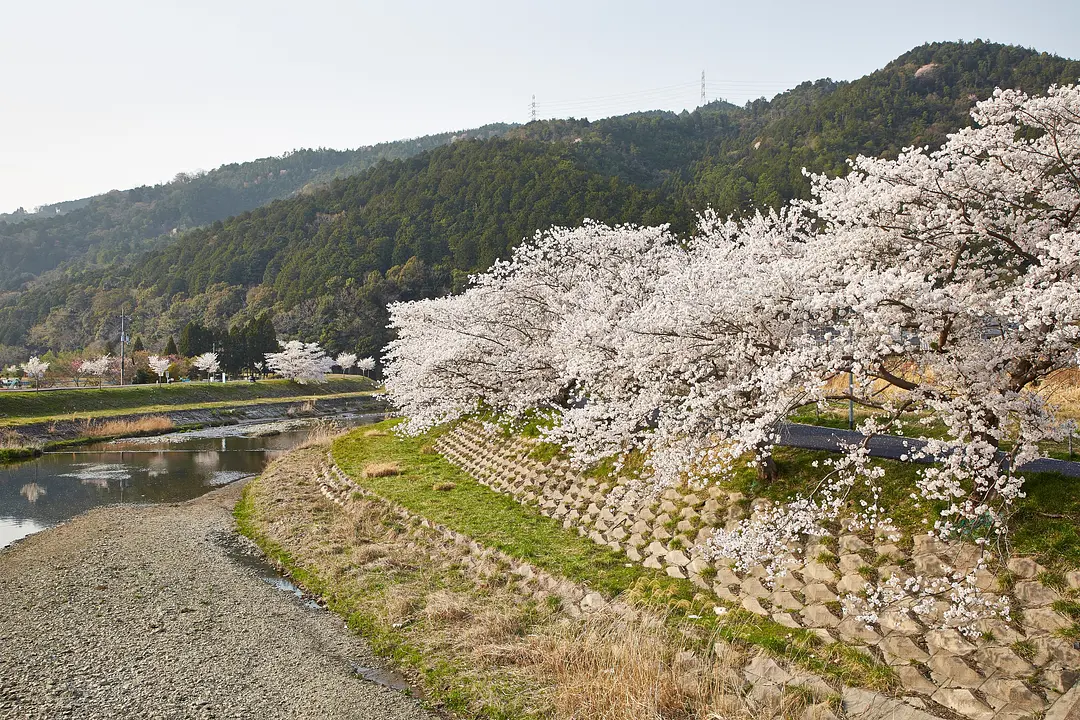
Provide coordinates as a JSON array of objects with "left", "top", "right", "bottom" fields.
[
  {"left": 0, "top": 124, "right": 512, "bottom": 291},
  {"left": 2, "top": 40, "right": 1078, "bottom": 362}
]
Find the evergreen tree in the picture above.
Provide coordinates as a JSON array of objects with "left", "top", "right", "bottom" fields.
[
  {"left": 164, "top": 336, "right": 178, "bottom": 356},
  {"left": 132, "top": 336, "right": 145, "bottom": 352}
]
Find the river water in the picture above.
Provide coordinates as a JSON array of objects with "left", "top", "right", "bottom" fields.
[{"left": 0, "top": 415, "right": 378, "bottom": 550}]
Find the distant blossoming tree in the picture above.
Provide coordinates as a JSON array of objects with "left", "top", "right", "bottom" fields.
[
  {"left": 356, "top": 357, "right": 376, "bottom": 377},
  {"left": 148, "top": 355, "right": 171, "bottom": 384},
  {"left": 20, "top": 357, "right": 50, "bottom": 389},
  {"left": 81, "top": 355, "right": 113, "bottom": 388},
  {"left": 334, "top": 352, "right": 357, "bottom": 374},
  {"left": 265, "top": 341, "right": 334, "bottom": 384},
  {"left": 192, "top": 352, "right": 220, "bottom": 381}
]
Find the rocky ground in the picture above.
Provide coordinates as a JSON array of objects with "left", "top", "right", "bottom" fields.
[{"left": 0, "top": 481, "right": 434, "bottom": 720}]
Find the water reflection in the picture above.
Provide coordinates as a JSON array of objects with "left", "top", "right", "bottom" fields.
[
  {"left": 0, "top": 415, "right": 377, "bottom": 549},
  {"left": 20, "top": 482, "right": 45, "bottom": 503}
]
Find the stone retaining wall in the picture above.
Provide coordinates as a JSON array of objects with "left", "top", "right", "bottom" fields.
[{"left": 435, "top": 420, "right": 1080, "bottom": 720}]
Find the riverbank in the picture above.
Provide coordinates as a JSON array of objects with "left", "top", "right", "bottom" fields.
[
  {"left": 0, "top": 376, "right": 375, "bottom": 428},
  {"left": 0, "top": 479, "right": 434, "bottom": 720},
  {"left": 0, "top": 380, "right": 388, "bottom": 464}
]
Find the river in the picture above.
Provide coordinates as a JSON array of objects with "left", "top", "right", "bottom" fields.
[{"left": 0, "top": 414, "right": 379, "bottom": 550}]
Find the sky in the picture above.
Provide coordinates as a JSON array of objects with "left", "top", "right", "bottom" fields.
[{"left": 2, "top": 0, "right": 1079, "bottom": 214}]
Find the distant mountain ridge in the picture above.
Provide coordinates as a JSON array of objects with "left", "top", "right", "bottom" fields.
[
  {"left": 0, "top": 123, "right": 512, "bottom": 289},
  {"left": 2, "top": 40, "right": 1078, "bottom": 361}
]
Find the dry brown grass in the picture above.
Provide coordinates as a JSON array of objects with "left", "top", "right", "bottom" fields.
[
  {"left": 246, "top": 448, "right": 833, "bottom": 720},
  {"left": 82, "top": 415, "right": 174, "bottom": 438},
  {"left": 295, "top": 420, "right": 348, "bottom": 449},
  {"left": 362, "top": 461, "right": 401, "bottom": 478},
  {"left": 363, "top": 429, "right": 391, "bottom": 437},
  {"left": 432, "top": 481, "right": 456, "bottom": 492},
  {"left": 0, "top": 429, "right": 29, "bottom": 450}
]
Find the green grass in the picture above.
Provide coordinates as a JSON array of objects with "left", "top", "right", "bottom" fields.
[
  {"left": 0, "top": 376, "right": 376, "bottom": 427},
  {"left": 331, "top": 420, "right": 897, "bottom": 692},
  {"left": 726, "top": 445, "right": 1080, "bottom": 573}
]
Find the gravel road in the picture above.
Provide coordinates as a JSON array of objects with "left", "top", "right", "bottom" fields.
[{"left": 0, "top": 481, "right": 434, "bottom": 720}]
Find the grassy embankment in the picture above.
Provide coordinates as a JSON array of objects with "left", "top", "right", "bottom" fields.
[
  {"left": 238, "top": 440, "right": 860, "bottom": 719},
  {"left": 240, "top": 418, "right": 1079, "bottom": 716},
  {"left": 285, "top": 423, "right": 893, "bottom": 685}
]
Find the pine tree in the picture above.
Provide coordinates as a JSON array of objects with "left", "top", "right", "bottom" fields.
[{"left": 164, "top": 336, "right": 178, "bottom": 356}]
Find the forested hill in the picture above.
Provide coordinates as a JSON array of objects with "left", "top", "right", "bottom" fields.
[
  {"left": 2, "top": 40, "right": 1078, "bottom": 361},
  {"left": 0, "top": 123, "right": 512, "bottom": 290}
]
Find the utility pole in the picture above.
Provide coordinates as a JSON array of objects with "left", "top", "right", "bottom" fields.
[
  {"left": 119, "top": 308, "right": 131, "bottom": 386},
  {"left": 700, "top": 71, "right": 706, "bottom": 105},
  {"left": 530, "top": 95, "right": 537, "bottom": 123}
]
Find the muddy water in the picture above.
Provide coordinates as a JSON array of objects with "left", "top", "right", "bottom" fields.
[{"left": 0, "top": 415, "right": 379, "bottom": 549}]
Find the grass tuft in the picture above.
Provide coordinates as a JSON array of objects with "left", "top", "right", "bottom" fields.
[{"left": 363, "top": 461, "right": 402, "bottom": 478}]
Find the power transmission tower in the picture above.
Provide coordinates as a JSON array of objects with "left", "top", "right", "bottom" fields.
[
  {"left": 700, "top": 71, "right": 706, "bottom": 105},
  {"left": 530, "top": 95, "right": 537, "bottom": 122}
]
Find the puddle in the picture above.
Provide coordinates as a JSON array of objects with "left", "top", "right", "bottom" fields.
[
  {"left": 351, "top": 664, "right": 417, "bottom": 695},
  {"left": 216, "top": 531, "right": 425, "bottom": 700},
  {"left": 218, "top": 534, "right": 323, "bottom": 611}
]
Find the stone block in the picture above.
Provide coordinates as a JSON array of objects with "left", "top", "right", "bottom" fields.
[
  {"left": 1006, "top": 556, "right": 1046, "bottom": 579},
  {"left": 626, "top": 546, "right": 642, "bottom": 562},
  {"left": 802, "top": 561, "right": 837, "bottom": 583},
  {"left": 925, "top": 628, "right": 976, "bottom": 656},
  {"left": 665, "top": 549, "right": 691, "bottom": 567},
  {"left": 801, "top": 604, "right": 841, "bottom": 628},
  {"left": 839, "top": 553, "right": 866, "bottom": 574},
  {"left": 893, "top": 665, "right": 938, "bottom": 695},
  {"left": 837, "top": 617, "right": 882, "bottom": 645},
  {"left": 665, "top": 565, "right": 686, "bottom": 579},
  {"left": 686, "top": 557, "right": 710, "bottom": 576},
  {"left": 979, "top": 678, "right": 1045, "bottom": 713},
  {"left": 1045, "top": 682, "right": 1080, "bottom": 720},
  {"left": 802, "top": 583, "right": 838, "bottom": 603},
  {"left": 837, "top": 574, "right": 867, "bottom": 594},
  {"left": 741, "top": 577, "right": 771, "bottom": 598},
  {"left": 880, "top": 634, "right": 929, "bottom": 663},
  {"left": 773, "top": 571, "right": 804, "bottom": 591},
  {"left": 839, "top": 534, "right": 870, "bottom": 553},
  {"left": 1014, "top": 580, "right": 1060, "bottom": 607},
  {"left": 741, "top": 596, "right": 769, "bottom": 616},
  {"left": 1066, "top": 570, "right": 1080, "bottom": 591},
  {"left": 643, "top": 555, "right": 663, "bottom": 570},
  {"left": 744, "top": 654, "right": 792, "bottom": 684},
  {"left": 772, "top": 612, "right": 801, "bottom": 628},
  {"left": 875, "top": 543, "right": 905, "bottom": 561},
  {"left": 930, "top": 688, "right": 994, "bottom": 720},
  {"left": 878, "top": 610, "right": 922, "bottom": 636},
  {"left": 646, "top": 541, "right": 667, "bottom": 557},
  {"left": 1025, "top": 607, "right": 1073, "bottom": 634},
  {"left": 771, "top": 591, "right": 804, "bottom": 611},
  {"left": 972, "top": 646, "right": 1034, "bottom": 677},
  {"left": 929, "top": 653, "right": 985, "bottom": 689}
]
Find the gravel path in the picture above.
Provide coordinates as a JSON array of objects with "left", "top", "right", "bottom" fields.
[
  {"left": 0, "top": 482, "right": 434, "bottom": 720},
  {"left": 779, "top": 422, "right": 1080, "bottom": 477}
]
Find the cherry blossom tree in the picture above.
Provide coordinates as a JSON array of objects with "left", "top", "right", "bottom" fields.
[
  {"left": 192, "top": 352, "right": 220, "bottom": 381},
  {"left": 384, "top": 83, "right": 1080, "bottom": 632},
  {"left": 356, "top": 357, "right": 376, "bottom": 377},
  {"left": 265, "top": 341, "right": 334, "bottom": 384},
  {"left": 335, "top": 352, "right": 357, "bottom": 375},
  {"left": 148, "top": 355, "right": 171, "bottom": 384},
  {"left": 81, "top": 355, "right": 113, "bottom": 388},
  {"left": 20, "top": 357, "right": 50, "bottom": 389}
]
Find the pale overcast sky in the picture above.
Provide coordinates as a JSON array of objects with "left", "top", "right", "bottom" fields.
[{"left": 2, "top": 0, "right": 1079, "bottom": 213}]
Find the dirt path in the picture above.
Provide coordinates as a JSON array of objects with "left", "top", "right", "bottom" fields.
[{"left": 0, "top": 482, "right": 434, "bottom": 720}]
